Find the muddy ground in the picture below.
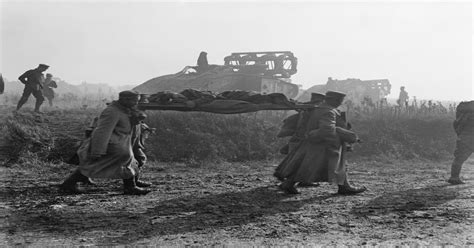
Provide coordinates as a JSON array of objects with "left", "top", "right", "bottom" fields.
[{"left": 0, "top": 157, "right": 473, "bottom": 246}]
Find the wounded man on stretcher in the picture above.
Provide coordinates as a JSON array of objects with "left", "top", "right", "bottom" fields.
[{"left": 137, "top": 89, "right": 314, "bottom": 114}]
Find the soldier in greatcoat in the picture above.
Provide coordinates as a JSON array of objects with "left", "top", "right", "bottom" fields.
[
  {"left": 274, "top": 92, "right": 325, "bottom": 187},
  {"left": 60, "top": 90, "right": 151, "bottom": 195},
  {"left": 276, "top": 91, "right": 366, "bottom": 195}
]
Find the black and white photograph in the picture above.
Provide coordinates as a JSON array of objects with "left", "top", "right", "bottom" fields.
[{"left": 0, "top": 0, "right": 473, "bottom": 246}]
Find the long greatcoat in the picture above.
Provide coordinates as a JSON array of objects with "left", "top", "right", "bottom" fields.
[
  {"left": 77, "top": 101, "right": 139, "bottom": 179},
  {"left": 276, "top": 103, "right": 351, "bottom": 185}
]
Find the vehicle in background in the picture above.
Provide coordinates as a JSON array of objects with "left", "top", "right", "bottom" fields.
[
  {"left": 298, "top": 77, "right": 392, "bottom": 104},
  {"left": 134, "top": 51, "right": 300, "bottom": 98}
]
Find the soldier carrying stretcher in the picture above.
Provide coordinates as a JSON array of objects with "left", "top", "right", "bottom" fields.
[
  {"left": 60, "top": 90, "right": 153, "bottom": 195},
  {"left": 275, "top": 91, "right": 366, "bottom": 195}
]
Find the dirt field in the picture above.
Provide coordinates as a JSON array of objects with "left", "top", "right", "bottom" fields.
[{"left": 1, "top": 157, "right": 473, "bottom": 246}]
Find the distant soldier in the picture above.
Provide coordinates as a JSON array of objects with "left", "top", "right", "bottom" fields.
[
  {"left": 397, "top": 86, "right": 409, "bottom": 109},
  {"left": 196, "top": 51, "right": 209, "bottom": 73},
  {"left": 412, "top": 96, "right": 418, "bottom": 109},
  {"left": 16, "top": 64, "right": 49, "bottom": 113},
  {"left": 0, "top": 73, "right": 4, "bottom": 94},
  {"left": 197, "top": 51, "right": 208, "bottom": 67},
  {"left": 60, "top": 90, "right": 151, "bottom": 195},
  {"left": 43, "top": 73, "right": 58, "bottom": 107},
  {"left": 448, "top": 101, "right": 474, "bottom": 184}
]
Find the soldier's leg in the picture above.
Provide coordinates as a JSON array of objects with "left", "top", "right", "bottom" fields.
[
  {"left": 123, "top": 175, "right": 151, "bottom": 195},
  {"left": 337, "top": 152, "right": 366, "bottom": 195},
  {"left": 47, "top": 97, "right": 53, "bottom": 107},
  {"left": 448, "top": 140, "right": 473, "bottom": 184},
  {"left": 16, "top": 87, "right": 33, "bottom": 110},
  {"left": 134, "top": 150, "right": 151, "bottom": 187},
  {"left": 32, "top": 89, "right": 45, "bottom": 113}
]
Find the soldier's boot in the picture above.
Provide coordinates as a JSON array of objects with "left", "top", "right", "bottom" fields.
[
  {"left": 80, "top": 177, "right": 96, "bottom": 186},
  {"left": 273, "top": 171, "right": 285, "bottom": 182},
  {"left": 69, "top": 168, "right": 96, "bottom": 185},
  {"left": 298, "top": 182, "right": 320, "bottom": 187},
  {"left": 448, "top": 160, "right": 465, "bottom": 185},
  {"left": 59, "top": 170, "right": 85, "bottom": 194},
  {"left": 337, "top": 184, "right": 367, "bottom": 195},
  {"left": 278, "top": 179, "right": 299, "bottom": 194},
  {"left": 123, "top": 178, "right": 151, "bottom": 195},
  {"left": 134, "top": 173, "right": 152, "bottom": 188}
]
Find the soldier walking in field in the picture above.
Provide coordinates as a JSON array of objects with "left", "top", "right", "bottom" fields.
[
  {"left": 274, "top": 92, "right": 325, "bottom": 187},
  {"left": 16, "top": 64, "right": 49, "bottom": 113},
  {"left": 43, "top": 73, "right": 58, "bottom": 107},
  {"left": 448, "top": 101, "right": 474, "bottom": 184},
  {"left": 60, "top": 90, "right": 152, "bottom": 195},
  {"left": 276, "top": 91, "right": 366, "bottom": 195},
  {"left": 397, "top": 86, "right": 409, "bottom": 109}
]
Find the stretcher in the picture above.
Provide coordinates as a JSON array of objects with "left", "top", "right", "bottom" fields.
[{"left": 138, "top": 99, "right": 315, "bottom": 114}]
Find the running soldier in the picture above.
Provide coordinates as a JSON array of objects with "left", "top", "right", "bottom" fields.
[{"left": 16, "top": 64, "right": 49, "bottom": 113}]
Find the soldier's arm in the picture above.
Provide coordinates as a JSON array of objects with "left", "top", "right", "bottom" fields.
[
  {"left": 18, "top": 70, "right": 31, "bottom": 84},
  {"left": 90, "top": 108, "right": 120, "bottom": 156}
]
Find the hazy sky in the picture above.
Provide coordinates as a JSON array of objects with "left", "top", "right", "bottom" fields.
[{"left": 0, "top": 1, "right": 472, "bottom": 101}]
